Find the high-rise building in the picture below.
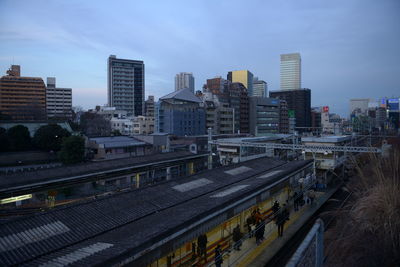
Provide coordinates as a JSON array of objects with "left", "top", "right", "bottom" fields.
[
  {"left": 280, "top": 53, "right": 301, "bottom": 90},
  {"left": 270, "top": 88, "right": 311, "bottom": 131},
  {"left": 349, "top": 98, "right": 371, "bottom": 116},
  {"left": 156, "top": 89, "right": 205, "bottom": 136},
  {"left": 249, "top": 97, "right": 280, "bottom": 135},
  {"left": 107, "top": 55, "right": 144, "bottom": 116},
  {"left": 175, "top": 72, "right": 195, "bottom": 93},
  {"left": 46, "top": 77, "right": 72, "bottom": 120},
  {"left": 311, "top": 107, "right": 322, "bottom": 134},
  {"left": 0, "top": 65, "right": 47, "bottom": 121},
  {"left": 227, "top": 70, "right": 254, "bottom": 96},
  {"left": 200, "top": 90, "right": 234, "bottom": 135},
  {"left": 206, "top": 76, "right": 225, "bottom": 95},
  {"left": 252, "top": 77, "right": 268, "bottom": 97},
  {"left": 145, "top": 95, "right": 155, "bottom": 118}
]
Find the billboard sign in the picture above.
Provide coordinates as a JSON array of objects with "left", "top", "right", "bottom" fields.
[
  {"left": 322, "top": 106, "right": 329, "bottom": 113},
  {"left": 387, "top": 98, "right": 399, "bottom": 111},
  {"left": 288, "top": 110, "right": 295, "bottom": 118}
]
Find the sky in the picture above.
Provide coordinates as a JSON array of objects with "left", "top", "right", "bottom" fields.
[{"left": 0, "top": 0, "right": 399, "bottom": 117}]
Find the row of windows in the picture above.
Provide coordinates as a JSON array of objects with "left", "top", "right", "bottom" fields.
[
  {"left": 0, "top": 89, "right": 45, "bottom": 93},
  {"left": 0, "top": 99, "right": 45, "bottom": 102}
]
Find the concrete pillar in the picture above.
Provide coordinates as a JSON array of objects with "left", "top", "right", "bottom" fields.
[
  {"left": 207, "top": 128, "right": 212, "bottom": 170},
  {"left": 135, "top": 173, "right": 140, "bottom": 188},
  {"left": 166, "top": 167, "right": 171, "bottom": 181}
]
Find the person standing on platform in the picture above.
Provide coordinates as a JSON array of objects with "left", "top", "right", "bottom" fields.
[
  {"left": 197, "top": 234, "right": 208, "bottom": 262},
  {"left": 214, "top": 245, "right": 223, "bottom": 267},
  {"left": 293, "top": 191, "right": 299, "bottom": 211},
  {"left": 272, "top": 201, "right": 280, "bottom": 218},
  {"left": 276, "top": 204, "right": 290, "bottom": 237},
  {"left": 233, "top": 224, "right": 242, "bottom": 251},
  {"left": 246, "top": 216, "right": 254, "bottom": 237}
]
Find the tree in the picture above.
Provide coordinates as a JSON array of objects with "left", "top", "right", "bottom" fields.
[
  {"left": 7, "top": 125, "right": 31, "bottom": 151},
  {"left": 111, "top": 129, "right": 122, "bottom": 136},
  {"left": 80, "top": 112, "right": 111, "bottom": 137},
  {"left": 0, "top": 127, "right": 9, "bottom": 152},
  {"left": 58, "top": 136, "right": 85, "bottom": 164},
  {"left": 33, "top": 124, "right": 71, "bottom": 151}
]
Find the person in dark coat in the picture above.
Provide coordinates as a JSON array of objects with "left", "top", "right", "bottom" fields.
[
  {"left": 232, "top": 224, "right": 242, "bottom": 250},
  {"left": 293, "top": 191, "right": 299, "bottom": 211},
  {"left": 214, "top": 245, "right": 223, "bottom": 267},
  {"left": 276, "top": 204, "right": 290, "bottom": 237},
  {"left": 197, "top": 234, "right": 208, "bottom": 261},
  {"left": 246, "top": 216, "right": 254, "bottom": 237},
  {"left": 272, "top": 201, "right": 280, "bottom": 219}
]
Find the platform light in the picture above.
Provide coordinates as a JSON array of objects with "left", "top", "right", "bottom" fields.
[{"left": 0, "top": 194, "right": 32, "bottom": 205}]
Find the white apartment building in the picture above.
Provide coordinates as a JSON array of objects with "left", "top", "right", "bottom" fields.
[
  {"left": 110, "top": 116, "right": 154, "bottom": 135},
  {"left": 46, "top": 77, "right": 72, "bottom": 119}
]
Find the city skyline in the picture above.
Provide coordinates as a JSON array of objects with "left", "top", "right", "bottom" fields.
[{"left": 1, "top": 0, "right": 399, "bottom": 116}]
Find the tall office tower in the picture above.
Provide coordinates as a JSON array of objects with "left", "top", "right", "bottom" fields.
[
  {"left": 175, "top": 72, "right": 195, "bottom": 93},
  {"left": 0, "top": 65, "right": 47, "bottom": 121},
  {"left": 145, "top": 95, "right": 155, "bottom": 118},
  {"left": 252, "top": 77, "right": 268, "bottom": 97},
  {"left": 227, "top": 70, "right": 254, "bottom": 96},
  {"left": 269, "top": 88, "right": 311, "bottom": 131},
  {"left": 108, "top": 55, "right": 144, "bottom": 116},
  {"left": 280, "top": 53, "right": 301, "bottom": 90},
  {"left": 46, "top": 77, "right": 72, "bottom": 120}
]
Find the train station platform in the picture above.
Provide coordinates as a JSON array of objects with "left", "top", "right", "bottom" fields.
[
  {"left": 0, "top": 157, "right": 314, "bottom": 266},
  {"left": 216, "top": 184, "right": 340, "bottom": 267}
]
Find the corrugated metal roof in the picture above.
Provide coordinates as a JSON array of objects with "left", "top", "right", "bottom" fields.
[
  {"left": 160, "top": 88, "right": 201, "bottom": 103},
  {"left": 90, "top": 136, "right": 148, "bottom": 148}
]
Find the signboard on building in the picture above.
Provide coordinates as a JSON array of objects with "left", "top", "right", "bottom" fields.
[
  {"left": 288, "top": 110, "right": 295, "bottom": 118},
  {"left": 387, "top": 98, "right": 399, "bottom": 111},
  {"left": 322, "top": 106, "right": 329, "bottom": 113}
]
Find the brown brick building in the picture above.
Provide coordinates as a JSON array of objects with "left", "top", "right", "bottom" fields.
[{"left": 0, "top": 65, "right": 47, "bottom": 121}]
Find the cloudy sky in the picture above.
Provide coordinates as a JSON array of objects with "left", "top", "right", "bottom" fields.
[{"left": 1, "top": 0, "right": 399, "bottom": 116}]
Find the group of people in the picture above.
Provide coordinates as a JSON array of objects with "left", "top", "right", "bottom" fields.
[
  {"left": 291, "top": 188, "right": 317, "bottom": 211},
  {"left": 245, "top": 208, "right": 266, "bottom": 245},
  {"left": 210, "top": 190, "right": 318, "bottom": 266}
]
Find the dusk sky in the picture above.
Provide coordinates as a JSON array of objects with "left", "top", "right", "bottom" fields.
[{"left": 1, "top": 0, "right": 399, "bottom": 116}]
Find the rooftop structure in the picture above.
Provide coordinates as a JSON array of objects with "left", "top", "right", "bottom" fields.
[{"left": 88, "top": 136, "right": 152, "bottom": 160}]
